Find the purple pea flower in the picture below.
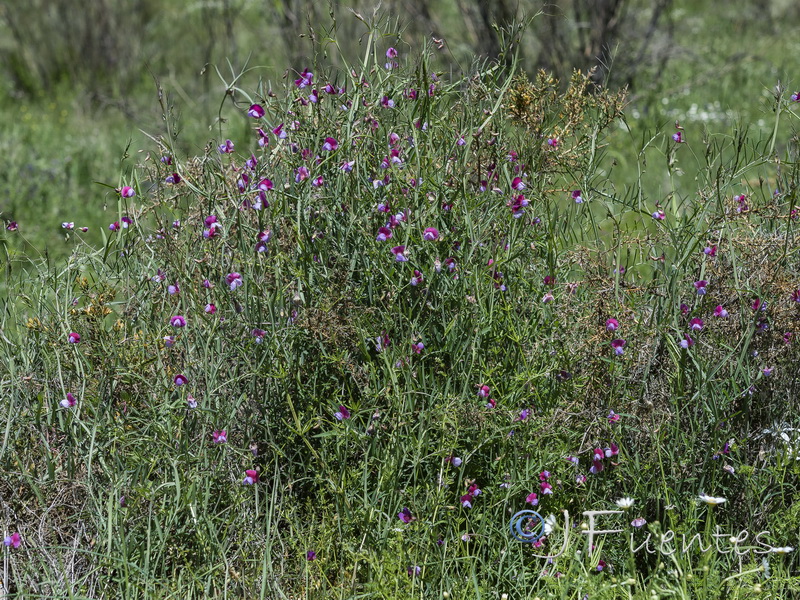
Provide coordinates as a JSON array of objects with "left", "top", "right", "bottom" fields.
[
  {"left": 218, "top": 139, "right": 235, "bottom": 154},
  {"left": 680, "top": 334, "right": 695, "bottom": 349},
  {"left": 306, "top": 550, "right": 317, "bottom": 561},
  {"left": 334, "top": 405, "right": 351, "bottom": 421},
  {"left": 605, "top": 318, "right": 619, "bottom": 332},
  {"left": 3, "top": 533, "right": 21, "bottom": 549},
  {"left": 212, "top": 429, "right": 227, "bottom": 444},
  {"left": 689, "top": 317, "right": 704, "bottom": 331},
  {"left": 226, "top": 272, "right": 243, "bottom": 291},
  {"left": 243, "top": 469, "right": 259, "bottom": 485},
  {"left": 572, "top": 190, "right": 584, "bottom": 203},
  {"left": 611, "top": 339, "right": 626, "bottom": 355},
  {"left": 174, "top": 374, "right": 188, "bottom": 386},
  {"left": 170, "top": 315, "right": 186, "bottom": 328},
  {"left": 68, "top": 332, "right": 81, "bottom": 344},
  {"left": 119, "top": 186, "right": 135, "bottom": 198},
  {"left": 694, "top": 280, "right": 708, "bottom": 295},
  {"left": 391, "top": 245, "right": 408, "bottom": 262},
  {"left": 247, "top": 104, "right": 265, "bottom": 118},
  {"left": 713, "top": 305, "right": 728, "bottom": 318},
  {"left": 322, "top": 137, "right": 338, "bottom": 151},
  {"left": 60, "top": 392, "right": 77, "bottom": 409},
  {"left": 423, "top": 227, "right": 439, "bottom": 241},
  {"left": 398, "top": 507, "right": 414, "bottom": 523}
]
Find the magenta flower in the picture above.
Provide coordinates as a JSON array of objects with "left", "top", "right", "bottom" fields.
[
  {"left": 631, "top": 517, "right": 647, "bottom": 528},
  {"left": 168, "top": 282, "right": 179, "bottom": 295},
  {"left": 398, "top": 507, "right": 414, "bottom": 523},
  {"left": 68, "top": 332, "right": 81, "bottom": 344},
  {"left": 752, "top": 297, "right": 766, "bottom": 311},
  {"left": 60, "top": 392, "right": 77, "bottom": 409},
  {"left": 334, "top": 405, "right": 351, "bottom": 421},
  {"left": 704, "top": 245, "right": 717, "bottom": 256},
  {"left": 391, "top": 245, "right": 408, "bottom": 262},
  {"left": 605, "top": 318, "right": 619, "bottom": 332},
  {"left": 386, "top": 47, "right": 398, "bottom": 59},
  {"left": 204, "top": 303, "right": 216, "bottom": 315},
  {"left": 689, "top": 317, "right": 704, "bottom": 331},
  {"left": 540, "top": 481, "right": 553, "bottom": 495},
  {"left": 604, "top": 443, "right": 619, "bottom": 457},
  {"left": 572, "top": 190, "right": 584, "bottom": 203},
  {"left": 526, "top": 491, "right": 539, "bottom": 506},
  {"left": 322, "top": 137, "right": 339, "bottom": 151},
  {"left": 306, "top": 550, "right": 317, "bottom": 561},
  {"left": 547, "top": 137, "right": 559, "bottom": 148},
  {"left": 590, "top": 460, "right": 604, "bottom": 474},
  {"left": 295, "top": 166, "right": 309, "bottom": 183},
  {"left": 62, "top": 221, "right": 74, "bottom": 230},
  {"left": 511, "top": 176, "right": 525, "bottom": 191},
  {"left": 407, "top": 565, "right": 421, "bottom": 577},
  {"left": 611, "top": 339, "right": 626, "bottom": 355},
  {"left": 247, "top": 104, "right": 265, "bottom": 118},
  {"left": 170, "top": 315, "right": 186, "bottom": 328},
  {"left": 174, "top": 374, "right": 188, "bottom": 387},
  {"left": 3, "top": 533, "right": 21, "bottom": 549},
  {"left": 444, "top": 456, "right": 462, "bottom": 467},
  {"left": 212, "top": 429, "right": 227, "bottom": 444},
  {"left": 460, "top": 494, "right": 474, "bottom": 508},
  {"left": 411, "top": 341, "right": 424, "bottom": 354},
  {"left": 652, "top": 209, "right": 666, "bottom": 220},
  {"left": 187, "top": 394, "right": 197, "bottom": 409},
  {"left": 694, "top": 280, "right": 708, "bottom": 295},
  {"left": 164, "top": 335, "right": 176, "bottom": 348},
  {"left": 226, "top": 272, "right": 243, "bottom": 291},
  {"left": 713, "top": 305, "right": 729, "bottom": 318},
  {"left": 6, "top": 221, "right": 18, "bottom": 231},
  {"left": 410, "top": 270, "right": 423, "bottom": 286},
  {"left": 672, "top": 131, "right": 683, "bottom": 143},
  {"left": 477, "top": 384, "right": 491, "bottom": 398},
  {"left": 423, "top": 227, "right": 439, "bottom": 241},
  {"left": 380, "top": 96, "right": 395, "bottom": 108},
  {"left": 792, "top": 289, "right": 800, "bottom": 303},
  {"left": 243, "top": 469, "right": 259, "bottom": 485},
  {"left": 108, "top": 222, "right": 120, "bottom": 232},
  {"left": 608, "top": 410, "right": 620, "bottom": 423},
  {"left": 680, "top": 334, "right": 695, "bottom": 349},
  {"left": 119, "top": 186, "right": 135, "bottom": 198}
]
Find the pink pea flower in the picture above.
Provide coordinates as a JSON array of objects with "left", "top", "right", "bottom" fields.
[
  {"left": 689, "top": 317, "right": 704, "bottom": 331},
  {"left": 477, "top": 384, "right": 490, "bottom": 398},
  {"left": 526, "top": 492, "right": 539, "bottom": 506},
  {"left": 174, "top": 374, "right": 188, "bottom": 387},
  {"left": 680, "top": 303, "right": 690, "bottom": 316},
  {"left": 212, "top": 430, "right": 227, "bottom": 444},
  {"left": 565, "top": 456, "right": 579, "bottom": 465},
  {"left": 540, "top": 481, "right": 553, "bottom": 494},
  {"left": 248, "top": 104, "right": 265, "bottom": 118},
  {"left": 60, "top": 392, "right": 77, "bottom": 409},
  {"left": 391, "top": 245, "right": 408, "bottom": 262},
  {"left": 444, "top": 456, "right": 462, "bottom": 467},
  {"left": 704, "top": 245, "right": 717, "bottom": 256},
  {"left": 243, "top": 469, "right": 259, "bottom": 485},
  {"left": 460, "top": 494, "right": 473, "bottom": 509},
  {"left": 68, "top": 332, "right": 81, "bottom": 344},
  {"left": 312, "top": 176, "right": 324, "bottom": 187},
  {"left": 791, "top": 289, "right": 800, "bottom": 303},
  {"left": 168, "top": 282, "right": 179, "bottom": 295},
  {"left": 272, "top": 123, "right": 286, "bottom": 139},
  {"left": 410, "top": 270, "right": 423, "bottom": 286},
  {"left": 694, "top": 280, "right": 708, "bottom": 295},
  {"left": 593, "top": 448, "right": 604, "bottom": 462},
  {"left": 380, "top": 96, "right": 395, "bottom": 108},
  {"left": 334, "top": 405, "right": 351, "bottom": 421},
  {"left": 604, "top": 443, "right": 619, "bottom": 457},
  {"left": 680, "top": 334, "right": 695, "bottom": 349},
  {"left": 611, "top": 339, "right": 626, "bottom": 355},
  {"left": 170, "top": 315, "right": 186, "bottom": 328},
  {"left": 713, "top": 305, "right": 729, "bottom": 318},
  {"left": 605, "top": 318, "right": 619, "bottom": 332},
  {"left": 251, "top": 328, "right": 266, "bottom": 343},
  {"left": 398, "top": 507, "right": 414, "bottom": 523},
  {"left": 226, "top": 272, "right": 243, "bottom": 291},
  {"left": 295, "top": 166, "right": 309, "bottom": 183},
  {"left": 119, "top": 186, "right": 135, "bottom": 198},
  {"left": 672, "top": 131, "right": 683, "bottom": 143},
  {"left": 3, "top": 533, "right": 21, "bottom": 549},
  {"left": 423, "top": 227, "right": 439, "bottom": 241},
  {"left": 652, "top": 209, "right": 666, "bottom": 221},
  {"left": 631, "top": 517, "right": 647, "bottom": 528},
  {"left": 511, "top": 177, "right": 525, "bottom": 191},
  {"left": 590, "top": 460, "right": 604, "bottom": 474},
  {"left": 306, "top": 550, "right": 317, "bottom": 561},
  {"left": 109, "top": 222, "right": 120, "bottom": 232},
  {"left": 485, "top": 398, "right": 496, "bottom": 409},
  {"left": 572, "top": 190, "right": 584, "bottom": 203},
  {"left": 542, "top": 292, "right": 554, "bottom": 303},
  {"left": 257, "top": 178, "right": 273, "bottom": 192},
  {"left": 608, "top": 410, "right": 620, "bottom": 423},
  {"left": 340, "top": 160, "right": 355, "bottom": 172},
  {"left": 752, "top": 297, "right": 766, "bottom": 312},
  {"left": 322, "top": 137, "right": 338, "bottom": 151},
  {"left": 386, "top": 47, "right": 398, "bottom": 59},
  {"left": 205, "top": 303, "right": 216, "bottom": 314},
  {"left": 411, "top": 341, "right": 424, "bottom": 354},
  {"left": 164, "top": 335, "right": 176, "bottom": 348},
  {"left": 62, "top": 222, "right": 74, "bottom": 230},
  {"left": 547, "top": 137, "right": 559, "bottom": 148},
  {"left": 407, "top": 565, "right": 421, "bottom": 577},
  {"left": 187, "top": 394, "right": 197, "bottom": 409}
]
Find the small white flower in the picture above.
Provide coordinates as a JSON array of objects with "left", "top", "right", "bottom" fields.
[
  {"left": 771, "top": 546, "right": 794, "bottom": 554},
  {"left": 698, "top": 494, "right": 727, "bottom": 506},
  {"left": 615, "top": 497, "right": 635, "bottom": 510},
  {"left": 543, "top": 514, "right": 557, "bottom": 536}
]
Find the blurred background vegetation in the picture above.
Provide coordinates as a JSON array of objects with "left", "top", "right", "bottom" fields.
[{"left": 1, "top": 0, "right": 799, "bottom": 260}]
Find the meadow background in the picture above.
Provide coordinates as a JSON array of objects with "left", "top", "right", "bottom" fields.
[{"left": 2, "top": 0, "right": 800, "bottom": 598}]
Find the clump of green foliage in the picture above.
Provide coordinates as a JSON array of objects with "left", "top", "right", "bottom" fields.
[{"left": 1, "top": 14, "right": 800, "bottom": 599}]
